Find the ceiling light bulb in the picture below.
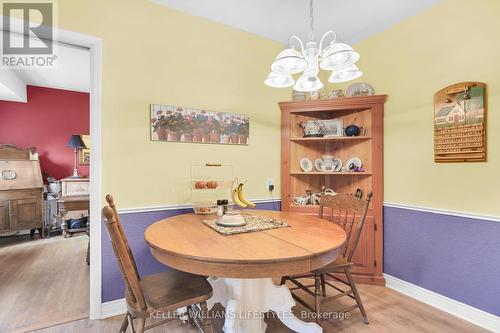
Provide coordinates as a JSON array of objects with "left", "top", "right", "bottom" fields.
[
  {"left": 264, "top": 72, "right": 295, "bottom": 88},
  {"left": 271, "top": 48, "right": 308, "bottom": 75},
  {"left": 320, "top": 42, "right": 360, "bottom": 70},
  {"left": 294, "top": 73, "right": 323, "bottom": 92},
  {"left": 328, "top": 64, "right": 363, "bottom": 83}
]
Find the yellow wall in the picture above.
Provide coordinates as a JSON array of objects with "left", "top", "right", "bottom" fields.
[
  {"left": 324, "top": 0, "right": 500, "bottom": 216},
  {"left": 55, "top": 0, "right": 287, "bottom": 208}
]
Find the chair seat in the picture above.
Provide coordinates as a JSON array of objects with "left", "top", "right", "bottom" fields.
[
  {"left": 312, "top": 256, "right": 353, "bottom": 274},
  {"left": 140, "top": 270, "right": 213, "bottom": 310}
]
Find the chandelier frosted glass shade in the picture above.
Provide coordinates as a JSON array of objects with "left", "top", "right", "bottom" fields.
[
  {"left": 328, "top": 64, "right": 363, "bottom": 83},
  {"left": 320, "top": 42, "right": 360, "bottom": 70},
  {"left": 264, "top": 72, "right": 295, "bottom": 88},
  {"left": 264, "top": 0, "right": 363, "bottom": 92},
  {"left": 293, "top": 73, "right": 324, "bottom": 92},
  {"left": 271, "top": 48, "right": 308, "bottom": 75}
]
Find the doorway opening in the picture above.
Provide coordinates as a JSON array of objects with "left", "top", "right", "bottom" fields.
[{"left": 0, "top": 20, "right": 103, "bottom": 331}]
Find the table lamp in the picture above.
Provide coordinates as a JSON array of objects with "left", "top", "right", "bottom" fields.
[{"left": 67, "top": 134, "right": 87, "bottom": 178}]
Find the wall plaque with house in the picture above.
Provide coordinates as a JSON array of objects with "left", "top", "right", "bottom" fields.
[{"left": 434, "top": 82, "right": 487, "bottom": 162}]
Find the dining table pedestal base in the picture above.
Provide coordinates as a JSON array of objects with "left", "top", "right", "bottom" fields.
[{"left": 206, "top": 277, "right": 322, "bottom": 333}]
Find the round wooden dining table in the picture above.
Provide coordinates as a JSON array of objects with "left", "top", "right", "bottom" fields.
[{"left": 145, "top": 210, "right": 346, "bottom": 333}]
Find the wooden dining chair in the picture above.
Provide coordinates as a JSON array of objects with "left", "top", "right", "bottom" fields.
[
  {"left": 102, "top": 194, "right": 214, "bottom": 333},
  {"left": 281, "top": 192, "right": 373, "bottom": 325}
]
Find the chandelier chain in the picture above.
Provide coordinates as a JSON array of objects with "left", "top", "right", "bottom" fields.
[{"left": 309, "top": 0, "right": 314, "bottom": 41}]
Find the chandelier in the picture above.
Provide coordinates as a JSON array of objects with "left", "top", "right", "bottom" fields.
[{"left": 264, "top": 0, "right": 362, "bottom": 92}]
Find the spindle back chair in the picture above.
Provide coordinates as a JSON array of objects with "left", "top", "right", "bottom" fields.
[
  {"left": 103, "top": 195, "right": 214, "bottom": 333},
  {"left": 281, "top": 192, "right": 372, "bottom": 325}
]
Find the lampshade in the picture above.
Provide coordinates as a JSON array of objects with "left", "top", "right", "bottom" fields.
[
  {"left": 328, "top": 64, "right": 363, "bottom": 83},
  {"left": 67, "top": 134, "right": 87, "bottom": 149},
  {"left": 271, "top": 48, "right": 308, "bottom": 75},
  {"left": 320, "top": 42, "right": 360, "bottom": 70},
  {"left": 264, "top": 72, "right": 295, "bottom": 88},
  {"left": 293, "top": 73, "right": 323, "bottom": 92}
]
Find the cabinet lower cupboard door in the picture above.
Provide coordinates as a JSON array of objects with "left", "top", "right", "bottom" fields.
[
  {"left": 9, "top": 198, "right": 43, "bottom": 229},
  {"left": 0, "top": 200, "right": 9, "bottom": 231},
  {"left": 350, "top": 216, "right": 375, "bottom": 275}
]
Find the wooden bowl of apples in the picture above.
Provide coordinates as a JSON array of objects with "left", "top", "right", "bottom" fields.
[{"left": 193, "top": 181, "right": 218, "bottom": 189}]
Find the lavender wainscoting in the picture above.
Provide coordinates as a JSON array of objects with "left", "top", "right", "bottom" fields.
[
  {"left": 384, "top": 206, "right": 500, "bottom": 316},
  {"left": 101, "top": 201, "right": 281, "bottom": 302}
]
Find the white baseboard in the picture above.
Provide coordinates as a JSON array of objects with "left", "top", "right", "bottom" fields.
[
  {"left": 101, "top": 298, "right": 126, "bottom": 319},
  {"left": 384, "top": 274, "right": 500, "bottom": 332}
]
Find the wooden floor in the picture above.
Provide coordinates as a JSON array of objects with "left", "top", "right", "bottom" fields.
[
  {"left": 0, "top": 234, "right": 89, "bottom": 333},
  {"left": 34, "top": 282, "right": 487, "bottom": 333}
]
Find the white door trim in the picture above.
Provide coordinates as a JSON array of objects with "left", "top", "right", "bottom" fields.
[{"left": 2, "top": 17, "right": 104, "bottom": 319}]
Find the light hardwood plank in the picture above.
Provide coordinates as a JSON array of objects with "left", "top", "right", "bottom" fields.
[
  {"left": 0, "top": 234, "right": 89, "bottom": 333},
  {"left": 35, "top": 284, "right": 487, "bottom": 333}
]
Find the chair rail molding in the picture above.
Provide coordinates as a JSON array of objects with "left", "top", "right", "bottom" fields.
[
  {"left": 384, "top": 202, "right": 500, "bottom": 224},
  {"left": 117, "top": 198, "right": 282, "bottom": 214},
  {"left": 384, "top": 274, "right": 500, "bottom": 332}
]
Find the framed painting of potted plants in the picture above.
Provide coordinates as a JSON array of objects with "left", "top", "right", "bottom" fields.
[{"left": 150, "top": 104, "right": 250, "bottom": 145}]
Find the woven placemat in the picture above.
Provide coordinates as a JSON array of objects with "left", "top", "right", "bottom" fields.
[{"left": 203, "top": 214, "right": 289, "bottom": 236}]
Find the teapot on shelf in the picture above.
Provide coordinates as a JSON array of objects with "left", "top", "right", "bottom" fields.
[{"left": 315, "top": 155, "right": 342, "bottom": 172}]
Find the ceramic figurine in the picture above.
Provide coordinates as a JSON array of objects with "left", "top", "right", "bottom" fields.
[{"left": 328, "top": 89, "right": 344, "bottom": 99}]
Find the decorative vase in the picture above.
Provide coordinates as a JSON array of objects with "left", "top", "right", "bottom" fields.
[
  {"left": 221, "top": 134, "right": 230, "bottom": 144},
  {"left": 328, "top": 89, "right": 344, "bottom": 99},
  {"left": 310, "top": 89, "right": 322, "bottom": 100},
  {"left": 157, "top": 128, "right": 168, "bottom": 140},
  {"left": 238, "top": 135, "right": 248, "bottom": 144},
  {"left": 183, "top": 133, "right": 193, "bottom": 142},
  {"left": 292, "top": 90, "right": 307, "bottom": 101},
  {"left": 202, "top": 134, "right": 211, "bottom": 143},
  {"left": 230, "top": 134, "right": 239, "bottom": 144},
  {"left": 168, "top": 131, "right": 181, "bottom": 141},
  {"left": 210, "top": 131, "right": 220, "bottom": 143}
]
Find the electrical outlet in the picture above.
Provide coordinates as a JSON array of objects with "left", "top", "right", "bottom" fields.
[{"left": 266, "top": 178, "right": 274, "bottom": 191}]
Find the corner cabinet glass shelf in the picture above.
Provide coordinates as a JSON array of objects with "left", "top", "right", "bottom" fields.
[{"left": 190, "top": 164, "right": 233, "bottom": 214}]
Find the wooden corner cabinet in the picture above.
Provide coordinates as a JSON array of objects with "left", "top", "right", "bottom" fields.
[{"left": 279, "top": 95, "right": 387, "bottom": 286}]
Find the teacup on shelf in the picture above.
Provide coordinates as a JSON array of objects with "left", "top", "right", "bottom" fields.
[{"left": 292, "top": 196, "right": 308, "bottom": 205}]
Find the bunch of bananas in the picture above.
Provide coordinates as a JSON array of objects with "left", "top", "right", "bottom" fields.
[{"left": 232, "top": 182, "right": 256, "bottom": 208}]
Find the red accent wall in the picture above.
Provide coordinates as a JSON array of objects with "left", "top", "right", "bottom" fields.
[{"left": 0, "top": 86, "right": 90, "bottom": 180}]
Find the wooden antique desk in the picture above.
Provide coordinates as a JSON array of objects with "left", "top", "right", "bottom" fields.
[
  {"left": 0, "top": 145, "right": 43, "bottom": 238},
  {"left": 58, "top": 178, "right": 90, "bottom": 237},
  {"left": 58, "top": 195, "right": 89, "bottom": 237},
  {"left": 145, "top": 210, "right": 346, "bottom": 333}
]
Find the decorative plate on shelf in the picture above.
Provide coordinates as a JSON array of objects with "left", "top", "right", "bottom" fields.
[
  {"left": 300, "top": 158, "right": 313, "bottom": 172},
  {"left": 314, "top": 159, "right": 323, "bottom": 172},
  {"left": 332, "top": 158, "right": 343, "bottom": 172},
  {"left": 346, "top": 157, "right": 362, "bottom": 171},
  {"left": 346, "top": 82, "right": 375, "bottom": 97}
]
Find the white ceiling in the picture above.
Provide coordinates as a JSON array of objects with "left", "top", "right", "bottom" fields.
[
  {"left": 0, "top": 31, "right": 90, "bottom": 102},
  {"left": 152, "top": 0, "right": 440, "bottom": 45}
]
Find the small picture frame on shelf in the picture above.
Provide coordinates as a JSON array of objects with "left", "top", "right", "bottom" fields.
[
  {"left": 79, "top": 134, "right": 90, "bottom": 165},
  {"left": 320, "top": 119, "right": 344, "bottom": 137}
]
